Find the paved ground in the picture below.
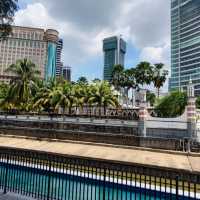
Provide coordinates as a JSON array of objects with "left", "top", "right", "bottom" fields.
[
  {"left": 0, "top": 135, "right": 199, "bottom": 173},
  {"left": 0, "top": 192, "right": 35, "bottom": 200}
]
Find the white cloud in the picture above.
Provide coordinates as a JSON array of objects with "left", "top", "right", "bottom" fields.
[
  {"left": 15, "top": 3, "right": 57, "bottom": 29},
  {"left": 15, "top": 0, "right": 171, "bottom": 84},
  {"left": 139, "top": 44, "right": 170, "bottom": 67}
]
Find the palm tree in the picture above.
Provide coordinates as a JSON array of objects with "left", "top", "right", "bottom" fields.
[
  {"left": 122, "top": 68, "right": 137, "bottom": 107},
  {"left": 58, "top": 83, "right": 77, "bottom": 115},
  {"left": 152, "top": 63, "right": 168, "bottom": 97},
  {"left": 111, "top": 64, "right": 124, "bottom": 90},
  {"left": 146, "top": 91, "right": 156, "bottom": 107},
  {"left": 5, "top": 59, "right": 40, "bottom": 110},
  {"left": 34, "top": 79, "right": 79, "bottom": 115},
  {"left": 88, "top": 81, "right": 119, "bottom": 115},
  {"left": 135, "top": 62, "right": 153, "bottom": 86},
  {"left": 73, "top": 83, "right": 88, "bottom": 113}
]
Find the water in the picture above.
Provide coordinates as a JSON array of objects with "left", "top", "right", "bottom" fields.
[{"left": 0, "top": 162, "right": 195, "bottom": 200}]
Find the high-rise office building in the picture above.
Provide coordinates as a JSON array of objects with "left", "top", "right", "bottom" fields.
[
  {"left": 0, "top": 26, "right": 59, "bottom": 82},
  {"left": 170, "top": 0, "right": 200, "bottom": 95},
  {"left": 56, "top": 39, "right": 63, "bottom": 77},
  {"left": 62, "top": 66, "right": 71, "bottom": 82},
  {"left": 103, "top": 36, "right": 126, "bottom": 82}
]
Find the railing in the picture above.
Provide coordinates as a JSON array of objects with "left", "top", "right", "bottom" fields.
[
  {"left": 0, "top": 107, "right": 140, "bottom": 121},
  {"left": 0, "top": 147, "right": 199, "bottom": 199},
  {"left": 0, "top": 114, "right": 138, "bottom": 127}
]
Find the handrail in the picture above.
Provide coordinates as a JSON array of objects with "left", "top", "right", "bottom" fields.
[{"left": 0, "top": 147, "right": 199, "bottom": 199}]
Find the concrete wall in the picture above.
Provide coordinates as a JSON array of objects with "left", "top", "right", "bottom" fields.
[
  {"left": 0, "top": 126, "right": 183, "bottom": 151},
  {"left": 0, "top": 118, "right": 138, "bottom": 136},
  {"left": 0, "top": 116, "right": 199, "bottom": 151}
]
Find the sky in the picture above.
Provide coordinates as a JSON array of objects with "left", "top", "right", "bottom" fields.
[{"left": 16, "top": 0, "right": 171, "bottom": 90}]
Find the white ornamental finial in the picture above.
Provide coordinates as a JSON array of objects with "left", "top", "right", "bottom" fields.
[
  {"left": 187, "top": 77, "right": 194, "bottom": 97},
  {"left": 189, "top": 76, "right": 192, "bottom": 84}
]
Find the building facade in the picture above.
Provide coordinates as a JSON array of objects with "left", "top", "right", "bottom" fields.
[
  {"left": 0, "top": 26, "right": 59, "bottom": 82},
  {"left": 170, "top": 0, "right": 200, "bottom": 95},
  {"left": 62, "top": 66, "right": 71, "bottom": 82},
  {"left": 103, "top": 36, "right": 126, "bottom": 82},
  {"left": 56, "top": 39, "right": 63, "bottom": 77}
]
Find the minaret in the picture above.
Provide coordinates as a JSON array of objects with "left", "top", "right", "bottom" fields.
[{"left": 186, "top": 78, "right": 196, "bottom": 151}]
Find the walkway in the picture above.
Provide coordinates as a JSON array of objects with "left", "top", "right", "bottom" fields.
[
  {"left": 0, "top": 136, "right": 199, "bottom": 173},
  {"left": 0, "top": 192, "right": 35, "bottom": 199}
]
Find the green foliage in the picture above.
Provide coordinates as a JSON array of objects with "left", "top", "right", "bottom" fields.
[
  {"left": 152, "top": 63, "right": 168, "bottom": 97},
  {"left": 146, "top": 91, "right": 156, "bottom": 107},
  {"left": 155, "top": 91, "right": 187, "bottom": 118},
  {"left": 88, "top": 81, "right": 119, "bottom": 115},
  {"left": 0, "top": 60, "right": 119, "bottom": 113},
  {"left": 0, "top": 82, "right": 9, "bottom": 99},
  {"left": 111, "top": 62, "right": 168, "bottom": 96},
  {"left": 92, "top": 78, "right": 101, "bottom": 83},
  {"left": 0, "top": 0, "right": 18, "bottom": 39},
  {"left": 33, "top": 80, "right": 118, "bottom": 114},
  {"left": 6, "top": 59, "right": 40, "bottom": 102},
  {"left": 135, "top": 62, "right": 153, "bottom": 86},
  {"left": 111, "top": 64, "right": 124, "bottom": 90},
  {"left": 77, "top": 76, "right": 88, "bottom": 85},
  {"left": 1, "top": 59, "right": 40, "bottom": 111},
  {"left": 196, "top": 96, "right": 200, "bottom": 109}
]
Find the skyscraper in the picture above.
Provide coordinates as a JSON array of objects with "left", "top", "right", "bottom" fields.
[
  {"left": 45, "top": 29, "right": 59, "bottom": 80},
  {"left": 103, "top": 36, "right": 126, "bottom": 82},
  {"left": 170, "top": 0, "right": 200, "bottom": 95},
  {"left": 0, "top": 26, "right": 59, "bottom": 82},
  {"left": 56, "top": 39, "right": 63, "bottom": 77},
  {"left": 62, "top": 66, "right": 71, "bottom": 82}
]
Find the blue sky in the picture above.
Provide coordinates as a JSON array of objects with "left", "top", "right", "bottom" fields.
[
  {"left": 16, "top": 0, "right": 170, "bottom": 89},
  {"left": 18, "top": 0, "right": 32, "bottom": 9}
]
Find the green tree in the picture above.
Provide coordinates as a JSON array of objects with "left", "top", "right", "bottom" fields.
[
  {"left": 88, "top": 81, "right": 119, "bottom": 115},
  {"left": 0, "top": 0, "right": 18, "bottom": 39},
  {"left": 152, "top": 63, "right": 168, "bottom": 97},
  {"left": 0, "top": 82, "right": 9, "bottom": 99},
  {"left": 34, "top": 79, "right": 59, "bottom": 112},
  {"left": 56, "top": 82, "right": 77, "bottom": 114},
  {"left": 73, "top": 83, "right": 88, "bottom": 110},
  {"left": 34, "top": 80, "right": 78, "bottom": 114},
  {"left": 92, "top": 78, "right": 101, "bottom": 83},
  {"left": 111, "top": 64, "right": 124, "bottom": 90},
  {"left": 5, "top": 59, "right": 40, "bottom": 107},
  {"left": 196, "top": 96, "right": 200, "bottom": 109},
  {"left": 155, "top": 91, "right": 187, "bottom": 117},
  {"left": 146, "top": 91, "right": 156, "bottom": 107},
  {"left": 77, "top": 76, "right": 88, "bottom": 85},
  {"left": 135, "top": 62, "right": 153, "bottom": 86}
]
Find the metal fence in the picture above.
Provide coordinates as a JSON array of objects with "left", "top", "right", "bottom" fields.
[{"left": 0, "top": 147, "right": 199, "bottom": 200}]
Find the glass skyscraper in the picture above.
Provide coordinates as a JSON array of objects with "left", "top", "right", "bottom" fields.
[
  {"left": 56, "top": 39, "right": 63, "bottom": 77},
  {"left": 170, "top": 0, "right": 200, "bottom": 95},
  {"left": 45, "top": 29, "right": 59, "bottom": 80},
  {"left": 103, "top": 36, "right": 126, "bottom": 82}
]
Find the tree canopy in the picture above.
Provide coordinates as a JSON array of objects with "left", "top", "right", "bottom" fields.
[
  {"left": 0, "top": 59, "right": 119, "bottom": 114},
  {"left": 0, "top": 0, "right": 18, "bottom": 39},
  {"left": 111, "top": 62, "right": 168, "bottom": 93},
  {"left": 155, "top": 91, "right": 187, "bottom": 118},
  {"left": 152, "top": 63, "right": 168, "bottom": 97}
]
